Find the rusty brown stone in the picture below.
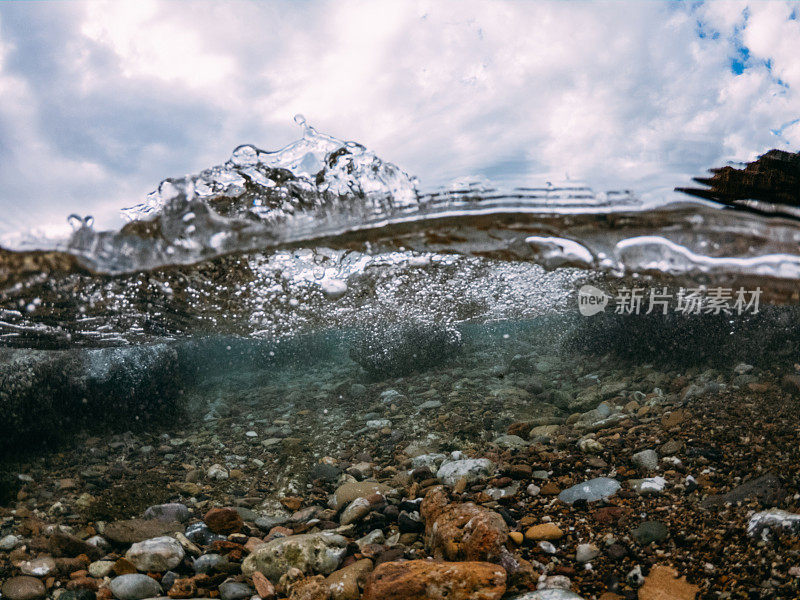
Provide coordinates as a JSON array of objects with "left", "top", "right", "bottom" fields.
[
  {"left": 421, "top": 486, "right": 508, "bottom": 563},
  {"left": 251, "top": 571, "right": 276, "bottom": 599},
  {"left": 168, "top": 577, "right": 197, "bottom": 599},
  {"left": 362, "top": 560, "right": 506, "bottom": 600},
  {"left": 204, "top": 507, "right": 244, "bottom": 535},
  {"left": 639, "top": 565, "right": 699, "bottom": 600}
]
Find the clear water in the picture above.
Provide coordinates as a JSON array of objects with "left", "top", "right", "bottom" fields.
[{"left": 3, "top": 119, "right": 800, "bottom": 598}]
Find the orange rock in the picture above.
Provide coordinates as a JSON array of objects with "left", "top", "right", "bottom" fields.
[
  {"left": 251, "top": 571, "right": 276, "bottom": 599},
  {"left": 204, "top": 507, "right": 244, "bottom": 535},
  {"left": 524, "top": 523, "right": 563, "bottom": 541},
  {"left": 281, "top": 496, "right": 303, "bottom": 511},
  {"left": 287, "top": 575, "right": 330, "bottom": 600},
  {"left": 362, "top": 560, "right": 506, "bottom": 600},
  {"left": 168, "top": 578, "right": 198, "bottom": 599},
  {"left": 112, "top": 558, "right": 137, "bottom": 575},
  {"left": 639, "top": 565, "right": 699, "bottom": 600},
  {"left": 421, "top": 487, "right": 508, "bottom": 562}
]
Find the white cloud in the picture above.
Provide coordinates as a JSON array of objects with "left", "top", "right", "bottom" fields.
[{"left": 0, "top": 0, "right": 798, "bottom": 243}]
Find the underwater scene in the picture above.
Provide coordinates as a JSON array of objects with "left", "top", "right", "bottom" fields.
[{"left": 3, "top": 3, "right": 800, "bottom": 600}]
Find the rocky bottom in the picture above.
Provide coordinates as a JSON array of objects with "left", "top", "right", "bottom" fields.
[{"left": 3, "top": 343, "right": 800, "bottom": 600}]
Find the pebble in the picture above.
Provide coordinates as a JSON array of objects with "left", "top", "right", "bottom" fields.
[
  {"left": 575, "top": 543, "right": 599, "bottom": 563},
  {"left": 418, "top": 400, "right": 442, "bottom": 410},
  {"left": 0, "top": 534, "right": 21, "bottom": 550},
  {"left": 125, "top": 536, "right": 185, "bottom": 572},
  {"left": 207, "top": 463, "right": 229, "bottom": 480},
  {"left": 632, "top": 521, "right": 669, "bottom": 545},
  {"left": 193, "top": 553, "right": 229, "bottom": 574},
  {"left": 1, "top": 576, "right": 46, "bottom": 600},
  {"left": 747, "top": 509, "right": 800, "bottom": 538},
  {"left": 219, "top": 581, "right": 253, "bottom": 600},
  {"left": 525, "top": 523, "right": 564, "bottom": 541},
  {"left": 526, "top": 484, "right": 541, "bottom": 497},
  {"left": 88, "top": 560, "right": 116, "bottom": 578},
  {"left": 143, "top": 503, "right": 190, "bottom": 523},
  {"left": 436, "top": 458, "right": 495, "bottom": 486},
  {"left": 628, "top": 476, "right": 667, "bottom": 495},
  {"left": 558, "top": 477, "right": 620, "bottom": 504},
  {"left": 108, "top": 574, "right": 162, "bottom": 600},
  {"left": 632, "top": 449, "right": 659, "bottom": 471},
  {"left": 19, "top": 556, "right": 56, "bottom": 577},
  {"left": 241, "top": 532, "right": 348, "bottom": 581}
]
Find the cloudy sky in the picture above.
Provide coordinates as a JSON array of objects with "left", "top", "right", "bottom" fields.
[{"left": 0, "top": 0, "right": 798, "bottom": 244}]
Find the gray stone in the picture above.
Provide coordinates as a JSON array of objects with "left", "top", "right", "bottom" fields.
[
  {"left": 88, "top": 560, "right": 115, "bottom": 578},
  {"left": 632, "top": 521, "right": 669, "bottom": 545},
  {"left": 219, "top": 581, "right": 253, "bottom": 600},
  {"left": 575, "top": 543, "right": 599, "bottom": 563},
  {"left": 19, "top": 556, "right": 56, "bottom": 577},
  {"left": 143, "top": 503, "right": 190, "bottom": 523},
  {"left": 628, "top": 477, "right": 667, "bottom": 496},
  {"left": 241, "top": 532, "right": 348, "bottom": 582},
  {"left": 254, "top": 513, "right": 291, "bottom": 532},
  {"left": 125, "top": 536, "right": 185, "bottom": 572},
  {"left": 436, "top": 458, "right": 495, "bottom": 486},
  {"left": 418, "top": 400, "right": 442, "bottom": 411},
  {"left": 493, "top": 435, "right": 528, "bottom": 449},
  {"left": 108, "top": 574, "right": 162, "bottom": 600},
  {"left": 558, "top": 477, "right": 620, "bottom": 504},
  {"left": 193, "top": 553, "right": 229, "bottom": 574},
  {"left": 747, "top": 509, "right": 800, "bottom": 539},
  {"left": 340, "top": 497, "right": 371, "bottom": 525},
  {"left": 508, "top": 591, "right": 585, "bottom": 599},
  {"left": 631, "top": 449, "right": 659, "bottom": 471},
  {"left": 0, "top": 534, "right": 21, "bottom": 550}
]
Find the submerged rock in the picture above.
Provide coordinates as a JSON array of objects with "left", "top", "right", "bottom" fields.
[
  {"left": 558, "top": 478, "right": 620, "bottom": 504},
  {"left": 241, "top": 532, "right": 348, "bottom": 582},
  {"left": 362, "top": 560, "right": 506, "bottom": 600},
  {"left": 108, "top": 574, "right": 162, "bottom": 600},
  {"left": 349, "top": 322, "right": 462, "bottom": 378},
  {"left": 421, "top": 486, "right": 508, "bottom": 563},
  {"left": 747, "top": 509, "right": 800, "bottom": 538},
  {"left": 436, "top": 458, "right": 495, "bottom": 487},
  {"left": 1, "top": 576, "right": 46, "bottom": 600},
  {"left": 125, "top": 536, "right": 185, "bottom": 572}
]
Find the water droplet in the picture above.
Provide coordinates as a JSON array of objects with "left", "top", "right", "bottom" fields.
[
  {"left": 294, "top": 114, "right": 306, "bottom": 126},
  {"left": 67, "top": 214, "right": 83, "bottom": 230}
]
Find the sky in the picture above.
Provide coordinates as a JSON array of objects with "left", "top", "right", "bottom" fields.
[{"left": 0, "top": 0, "right": 798, "bottom": 244}]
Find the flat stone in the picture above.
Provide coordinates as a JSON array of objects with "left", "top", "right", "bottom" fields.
[
  {"left": 108, "top": 574, "right": 162, "bottom": 600},
  {"left": 747, "top": 509, "right": 800, "bottom": 538},
  {"left": 362, "top": 560, "right": 506, "bottom": 600},
  {"left": 508, "top": 591, "right": 585, "bottom": 599},
  {"left": 632, "top": 521, "right": 669, "bottom": 545},
  {"left": 331, "top": 482, "right": 394, "bottom": 510},
  {"left": 1, "top": 576, "right": 46, "bottom": 600},
  {"left": 558, "top": 478, "right": 620, "bottom": 504},
  {"left": 241, "top": 532, "right": 348, "bottom": 582},
  {"left": 638, "top": 565, "right": 699, "bottom": 600},
  {"left": 436, "top": 459, "right": 495, "bottom": 487},
  {"left": 104, "top": 519, "right": 183, "bottom": 544},
  {"left": 701, "top": 473, "right": 785, "bottom": 509},
  {"left": 125, "top": 536, "right": 185, "bottom": 572},
  {"left": 219, "top": 581, "right": 253, "bottom": 600},
  {"left": 143, "top": 503, "right": 190, "bottom": 523},
  {"left": 324, "top": 558, "right": 373, "bottom": 600},
  {"left": 631, "top": 449, "right": 659, "bottom": 471},
  {"left": 493, "top": 435, "right": 528, "bottom": 449},
  {"left": 19, "top": 556, "right": 56, "bottom": 577},
  {"left": 524, "top": 523, "right": 563, "bottom": 541}
]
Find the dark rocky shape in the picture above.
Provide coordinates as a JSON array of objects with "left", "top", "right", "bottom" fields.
[
  {"left": 0, "top": 344, "right": 185, "bottom": 453},
  {"left": 677, "top": 149, "right": 800, "bottom": 216},
  {"left": 349, "top": 322, "right": 462, "bottom": 378},
  {"left": 700, "top": 473, "right": 785, "bottom": 509}
]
